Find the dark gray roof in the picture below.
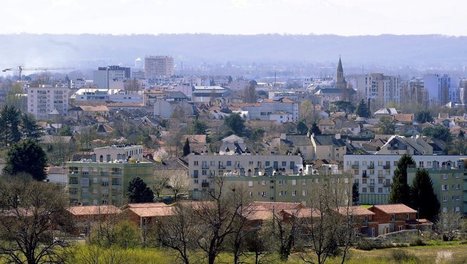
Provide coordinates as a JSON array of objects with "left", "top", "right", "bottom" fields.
[
  {"left": 285, "top": 135, "right": 312, "bottom": 146},
  {"left": 313, "top": 135, "right": 346, "bottom": 147}
]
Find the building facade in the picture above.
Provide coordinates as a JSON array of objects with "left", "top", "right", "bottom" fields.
[
  {"left": 187, "top": 154, "right": 303, "bottom": 199},
  {"left": 144, "top": 56, "right": 174, "bottom": 79},
  {"left": 93, "top": 65, "right": 131, "bottom": 89},
  {"left": 27, "top": 85, "right": 69, "bottom": 120},
  {"left": 344, "top": 154, "right": 467, "bottom": 204},
  {"left": 67, "top": 160, "right": 155, "bottom": 206}
]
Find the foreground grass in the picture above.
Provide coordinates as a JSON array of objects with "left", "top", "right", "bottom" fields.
[{"left": 63, "top": 242, "right": 467, "bottom": 264}]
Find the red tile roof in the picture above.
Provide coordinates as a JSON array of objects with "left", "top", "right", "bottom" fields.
[
  {"left": 67, "top": 205, "right": 121, "bottom": 216},
  {"left": 371, "top": 204, "right": 417, "bottom": 214},
  {"left": 336, "top": 206, "right": 375, "bottom": 216}
]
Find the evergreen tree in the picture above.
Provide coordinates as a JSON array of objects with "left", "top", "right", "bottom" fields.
[
  {"left": 0, "top": 105, "right": 22, "bottom": 146},
  {"left": 352, "top": 182, "right": 360, "bottom": 205},
  {"left": 224, "top": 113, "right": 245, "bottom": 136},
  {"left": 410, "top": 169, "right": 440, "bottom": 222},
  {"left": 310, "top": 122, "right": 322, "bottom": 135},
  {"left": 415, "top": 110, "right": 434, "bottom": 123},
  {"left": 183, "top": 138, "right": 191, "bottom": 156},
  {"left": 3, "top": 139, "right": 48, "bottom": 181},
  {"left": 127, "top": 177, "right": 154, "bottom": 203},
  {"left": 296, "top": 121, "right": 308, "bottom": 135},
  {"left": 20, "top": 113, "right": 43, "bottom": 141},
  {"left": 355, "top": 99, "right": 370, "bottom": 118},
  {"left": 389, "top": 154, "right": 415, "bottom": 204}
]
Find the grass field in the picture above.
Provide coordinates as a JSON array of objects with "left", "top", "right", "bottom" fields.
[{"left": 64, "top": 241, "right": 467, "bottom": 264}]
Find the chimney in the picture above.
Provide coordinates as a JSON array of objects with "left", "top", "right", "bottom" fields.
[{"left": 335, "top": 133, "right": 341, "bottom": 140}]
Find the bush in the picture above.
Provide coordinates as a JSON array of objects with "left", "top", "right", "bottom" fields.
[
  {"left": 355, "top": 239, "right": 384, "bottom": 250},
  {"left": 410, "top": 238, "right": 426, "bottom": 246},
  {"left": 389, "top": 249, "right": 419, "bottom": 263}
]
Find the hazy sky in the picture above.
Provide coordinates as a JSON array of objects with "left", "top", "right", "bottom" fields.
[{"left": 1, "top": 0, "right": 466, "bottom": 36}]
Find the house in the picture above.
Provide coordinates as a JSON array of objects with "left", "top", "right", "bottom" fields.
[
  {"left": 374, "top": 108, "right": 398, "bottom": 117},
  {"left": 376, "top": 135, "right": 433, "bottom": 155},
  {"left": 318, "top": 119, "right": 335, "bottom": 133},
  {"left": 66, "top": 205, "right": 122, "bottom": 235},
  {"left": 394, "top": 114, "right": 414, "bottom": 125},
  {"left": 369, "top": 204, "right": 429, "bottom": 236},
  {"left": 280, "top": 134, "right": 313, "bottom": 160},
  {"left": 336, "top": 206, "right": 377, "bottom": 237},
  {"left": 121, "top": 203, "right": 174, "bottom": 229},
  {"left": 310, "top": 134, "right": 347, "bottom": 161}
]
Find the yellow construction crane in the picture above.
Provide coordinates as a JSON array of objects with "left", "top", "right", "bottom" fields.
[{"left": 2, "top": 66, "right": 73, "bottom": 80}]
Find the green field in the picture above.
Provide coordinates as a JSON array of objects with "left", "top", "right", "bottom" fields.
[{"left": 64, "top": 241, "right": 467, "bottom": 264}]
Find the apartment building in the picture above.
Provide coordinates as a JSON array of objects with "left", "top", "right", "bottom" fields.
[
  {"left": 362, "top": 73, "right": 400, "bottom": 108},
  {"left": 93, "top": 145, "right": 144, "bottom": 162},
  {"left": 223, "top": 172, "right": 351, "bottom": 205},
  {"left": 93, "top": 65, "right": 131, "bottom": 89},
  {"left": 144, "top": 56, "right": 174, "bottom": 79},
  {"left": 344, "top": 154, "right": 467, "bottom": 204},
  {"left": 407, "top": 165, "right": 466, "bottom": 215},
  {"left": 187, "top": 153, "right": 303, "bottom": 199},
  {"left": 241, "top": 97, "right": 299, "bottom": 123},
  {"left": 27, "top": 85, "right": 69, "bottom": 120},
  {"left": 67, "top": 145, "right": 153, "bottom": 206},
  {"left": 67, "top": 160, "right": 155, "bottom": 206}
]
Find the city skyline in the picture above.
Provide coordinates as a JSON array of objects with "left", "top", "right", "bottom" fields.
[{"left": 1, "top": 0, "right": 467, "bottom": 36}]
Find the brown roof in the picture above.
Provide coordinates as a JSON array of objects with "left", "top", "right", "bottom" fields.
[
  {"left": 127, "top": 207, "right": 175, "bottom": 218},
  {"left": 124, "top": 203, "right": 169, "bottom": 209},
  {"left": 67, "top": 205, "right": 121, "bottom": 216},
  {"left": 336, "top": 206, "right": 375, "bottom": 216},
  {"left": 394, "top": 114, "right": 414, "bottom": 123},
  {"left": 250, "top": 201, "right": 303, "bottom": 212},
  {"left": 282, "top": 208, "right": 320, "bottom": 218},
  {"left": 371, "top": 204, "right": 417, "bottom": 214},
  {"left": 79, "top": 105, "right": 109, "bottom": 112}
]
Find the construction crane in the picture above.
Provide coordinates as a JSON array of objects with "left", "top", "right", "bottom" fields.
[{"left": 2, "top": 66, "right": 73, "bottom": 80}]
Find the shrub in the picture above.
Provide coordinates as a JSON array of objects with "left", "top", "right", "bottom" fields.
[{"left": 389, "top": 249, "right": 419, "bottom": 263}]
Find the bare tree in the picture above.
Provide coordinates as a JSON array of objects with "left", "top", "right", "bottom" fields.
[
  {"left": 271, "top": 210, "right": 300, "bottom": 261},
  {"left": 299, "top": 176, "right": 354, "bottom": 264},
  {"left": 169, "top": 173, "right": 189, "bottom": 202},
  {"left": 436, "top": 211, "right": 463, "bottom": 241},
  {"left": 157, "top": 203, "right": 197, "bottom": 264},
  {"left": 152, "top": 176, "right": 169, "bottom": 201},
  {"left": 194, "top": 177, "right": 244, "bottom": 264},
  {"left": 0, "top": 177, "right": 72, "bottom": 264}
]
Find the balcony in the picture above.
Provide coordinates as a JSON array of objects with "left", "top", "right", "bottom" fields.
[
  {"left": 368, "top": 164, "right": 374, "bottom": 169},
  {"left": 351, "top": 164, "right": 359, "bottom": 169},
  {"left": 383, "top": 165, "right": 390, "bottom": 170},
  {"left": 362, "top": 172, "right": 368, "bottom": 178},
  {"left": 201, "top": 182, "right": 210, "bottom": 188}
]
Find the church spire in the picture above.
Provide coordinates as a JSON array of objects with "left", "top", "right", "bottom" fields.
[{"left": 335, "top": 56, "right": 346, "bottom": 89}]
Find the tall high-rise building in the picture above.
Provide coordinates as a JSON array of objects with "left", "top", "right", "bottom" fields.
[
  {"left": 27, "top": 85, "right": 69, "bottom": 120},
  {"left": 144, "top": 56, "right": 174, "bottom": 79},
  {"left": 364, "top": 73, "right": 400, "bottom": 108},
  {"left": 459, "top": 79, "right": 467, "bottom": 106},
  {"left": 93, "top": 65, "right": 131, "bottom": 89},
  {"left": 401, "top": 78, "right": 428, "bottom": 108},
  {"left": 423, "top": 74, "right": 459, "bottom": 105}
]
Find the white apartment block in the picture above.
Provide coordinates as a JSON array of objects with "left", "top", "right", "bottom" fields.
[
  {"left": 364, "top": 73, "right": 400, "bottom": 108},
  {"left": 27, "top": 85, "right": 69, "bottom": 120},
  {"left": 94, "top": 145, "right": 144, "bottom": 163},
  {"left": 188, "top": 154, "right": 303, "bottom": 199},
  {"left": 344, "top": 154, "right": 467, "bottom": 205},
  {"left": 241, "top": 98, "right": 299, "bottom": 123},
  {"left": 93, "top": 66, "right": 131, "bottom": 89},
  {"left": 144, "top": 56, "right": 174, "bottom": 79}
]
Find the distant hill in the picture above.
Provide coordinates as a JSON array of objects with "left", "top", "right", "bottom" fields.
[{"left": 0, "top": 34, "right": 467, "bottom": 70}]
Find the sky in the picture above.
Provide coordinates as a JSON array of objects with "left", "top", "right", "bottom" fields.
[{"left": 0, "top": 0, "right": 466, "bottom": 36}]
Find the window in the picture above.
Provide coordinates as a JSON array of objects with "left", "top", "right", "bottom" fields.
[
  {"left": 248, "top": 181, "right": 253, "bottom": 187},
  {"left": 442, "top": 184, "right": 448, "bottom": 191},
  {"left": 292, "top": 179, "right": 296, "bottom": 186},
  {"left": 378, "top": 178, "right": 383, "bottom": 184},
  {"left": 193, "top": 170, "right": 199, "bottom": 178},
  {"left": 455, "top": 207, "right": 460, "bottom": 212},
  {"left": 194, "top": 179, "right": 199, "bottom": 184},
  {"left": 362, "top": 179, "right": 367, "bottom": 184},
  {"left": 292, "top": 190, "right": 297, "bottom": 196},
  {"left": 362, "top": 187, "right": 367, "bottom": 193},
  {"left": 194, "top": 161, "right": 199, "bottom": 166},
  {"left": 265, "top": 161, "right": 270, "bottom": 167},
  {"left": 391, "top": 214, "right": 396, "bottom": 221},
  {"left": 226, "top": 161, "right": 232, "bottom": 166},
  {"left": 419, "top": 161, "right": 424, "bottom": 168},
  {"left": 202, "top": 170, "right": 207, "bottom": 176},
  {"left": 282, "top": 161, "right": 287, "bottom": 167},
  {"left": 443, "top": 196, "right": 448, "bottom": 202},
  {"left": 378, "top": 188, "right": 383, "bottom": 193}
]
